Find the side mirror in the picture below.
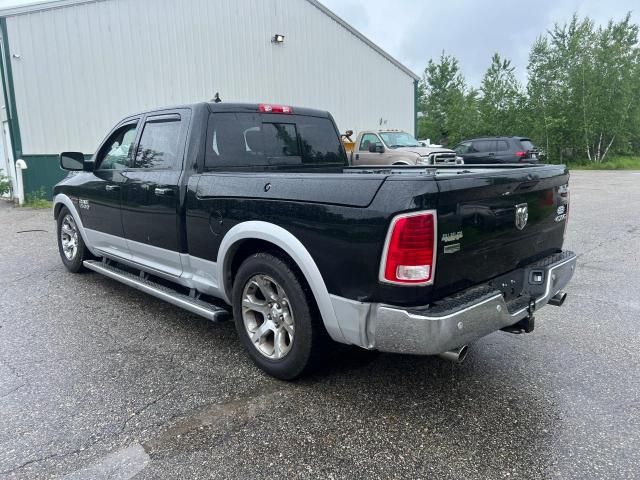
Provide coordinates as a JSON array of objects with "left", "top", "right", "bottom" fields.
[
  {"left": 369, "top": 144, "right": 384, "bottom": 153},
  {"left": 60, "top": 152, "right": 92, "bottom": 171}
]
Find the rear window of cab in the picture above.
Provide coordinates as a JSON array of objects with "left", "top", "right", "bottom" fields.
[{"left": 204, "top": 113, "right": 347, "bottom": 169}]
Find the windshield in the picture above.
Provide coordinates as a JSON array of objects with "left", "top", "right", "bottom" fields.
[{"left": 379, "top": 131, "right": 422, "bottom": 148}]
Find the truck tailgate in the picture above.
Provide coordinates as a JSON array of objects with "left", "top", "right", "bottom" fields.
[{"left": 433, "top": 166, "right": 569, "bottom": 297}]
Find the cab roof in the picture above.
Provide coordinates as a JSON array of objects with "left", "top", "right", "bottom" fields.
[{"left": 129, "top": 102, "right": 332, "bottom": 119}]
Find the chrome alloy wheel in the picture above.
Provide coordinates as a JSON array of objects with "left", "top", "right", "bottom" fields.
[
  {"left": 60, "top": 214, "right": 80, "bottom": 260},
  {"left": 241, "top": 274, "right": 295, "bottom": 359}
]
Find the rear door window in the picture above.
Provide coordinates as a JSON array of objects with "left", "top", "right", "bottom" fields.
[
  {"left": 134, "top": 115, "right": 185, "bottom": 169},
  {"left": 473, "top": 140, "right": 496, "bottom": 152},
  {"left": 496, "top": 140, "right": 509, "bottom": 151}
]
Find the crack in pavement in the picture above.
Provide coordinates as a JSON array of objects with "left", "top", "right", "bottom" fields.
[
  {"left": 0, "top": 384, "right": 181, "bottom": 476},
  {"left": 0, "top": 383, "right": 26, "bottom": 400},
  {"left": 119, "top": 384, "right": 181, "bottom": 434}
]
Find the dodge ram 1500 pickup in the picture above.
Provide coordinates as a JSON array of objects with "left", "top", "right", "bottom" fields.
[{"left": 54, "top": 102, "right": 576, "bottom": 379}]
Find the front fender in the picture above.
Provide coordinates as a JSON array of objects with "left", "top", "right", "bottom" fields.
[{"left": 52, "top": 193, "right": 98, "bottom": 256}]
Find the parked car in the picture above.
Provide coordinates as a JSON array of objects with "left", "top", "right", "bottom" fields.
[
  {"left": 350, "top": 129, "right": 463, "bottom": 166},
  {"left": 418, "top": 139, "right": 443, "bottom": 148},
  {"left": 454, "top": 136, "right": 540, "bottom": 164},
  {"left": 53, "top": 102, "right": 575, "bottom": 379}
]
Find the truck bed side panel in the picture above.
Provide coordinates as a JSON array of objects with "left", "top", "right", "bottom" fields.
[{"left": 186, "top": 172, "right": 437, "bottom": 301}]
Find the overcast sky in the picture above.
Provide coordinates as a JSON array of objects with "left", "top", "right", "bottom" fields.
[
  {"left": 320, "top": 0, "right": 637, "bottom": 86},
  {"left": 0, "top": 0, "right": 636, "bottom": 86}
]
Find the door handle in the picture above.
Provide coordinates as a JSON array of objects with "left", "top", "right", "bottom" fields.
[
  {"left": 154, "top": 187, "right": 174, "bottom": 196},
  {"left": 105, "top": 184, "right": 120, "bottom": 191}
]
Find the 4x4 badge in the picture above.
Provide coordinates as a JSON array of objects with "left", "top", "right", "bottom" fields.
[{"left": 515, "top": 203, "right": 528, "bottom": 230}]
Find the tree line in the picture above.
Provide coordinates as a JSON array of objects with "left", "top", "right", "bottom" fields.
[{"left": 417, "top": 13, "right": 640, "bottom": 163}]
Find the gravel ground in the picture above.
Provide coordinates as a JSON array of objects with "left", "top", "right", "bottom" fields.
[{"left": 0, "top": 170, "right": 639, "bottom": 479}]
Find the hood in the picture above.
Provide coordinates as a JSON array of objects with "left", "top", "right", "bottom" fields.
[{"left": 392, "top": 146, "right": 456, "bottom": 156}]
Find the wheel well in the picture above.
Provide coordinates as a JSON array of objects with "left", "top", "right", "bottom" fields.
[
  {"left": 224, "top": 238, "right": 320, "bottom": 315},
  {"left": 53, "top": 202, "right": 64, "bottom": 219},
  {"left": 226, "top": 239, "right": 295, "bottom": 295},
  {"left": 392, "top": 161, "right": 410, "bottom": 165}
]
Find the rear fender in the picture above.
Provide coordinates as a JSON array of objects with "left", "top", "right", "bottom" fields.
[{"left": 218, "top": 221, "right": 347, "bottom": 344}]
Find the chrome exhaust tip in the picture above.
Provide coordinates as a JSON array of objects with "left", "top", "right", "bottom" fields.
[
  {"left": 437, "top": 345, "right": 469, "bottom": 364},
  {"left": 548, "top": 292, "right": 567, "bottom": 307}
]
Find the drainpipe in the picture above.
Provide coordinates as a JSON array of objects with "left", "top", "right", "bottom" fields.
[
  {"left": 413, "top": 79, "right": 419, "bottom": 138},
  {"left": 15, "top": 157, "right": 26, "bottom": 205}
]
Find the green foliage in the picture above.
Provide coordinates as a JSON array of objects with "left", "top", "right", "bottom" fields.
[
  {"left": 23, "top": 187, "right": 52, "bottom": 209},
  {"left": 417, "top": 52, "right": 479, "bottom": 146},
  {"left": 567, "top": 156, "right": 640, "bottom": 169},
  {"left": 478, "top": 53, "right": 526, "bottom": 136},
  {"left": 527, "top": 13, "right": 640, "bottom": 162},
  {"left": 0, "top": 169, "right": 10, "bottom": 196},
  {"left": 416, "top": 12, "right": 640, "bottom": 164}
]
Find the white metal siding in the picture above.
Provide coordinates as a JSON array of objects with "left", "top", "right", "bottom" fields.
[{"left": 7, "top": 0, "right": 415, "bottom": 154}]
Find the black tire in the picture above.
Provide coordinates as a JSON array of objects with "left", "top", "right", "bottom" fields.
[
  {"left": 56, "top": 207, "right": 90, "bottom": 273},
  {"left": 232, "top": 252, "right": 328, "bottom": 380}
]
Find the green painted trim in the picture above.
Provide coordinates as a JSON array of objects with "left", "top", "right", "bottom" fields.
[
  {"left": 0, "top": 17, "right": 22, "bottom": 161},
  {"left": 20, "top": 154, "right": 67, "bottom": 200},
  {"left": 413, "top": 79, "right": 418, "bottom": 138}
]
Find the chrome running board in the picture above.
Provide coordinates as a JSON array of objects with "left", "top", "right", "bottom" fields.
[{"left": 83, "top": 260, "right": 230, "bottom": 322}]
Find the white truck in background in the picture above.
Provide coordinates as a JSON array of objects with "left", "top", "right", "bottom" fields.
[{"left": 346, "top": 129, "right": 463, "bottom": 167}]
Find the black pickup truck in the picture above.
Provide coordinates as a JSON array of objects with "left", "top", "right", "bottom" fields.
[{"left": 53, "top": 102, "right": 576, "bottom": 379}]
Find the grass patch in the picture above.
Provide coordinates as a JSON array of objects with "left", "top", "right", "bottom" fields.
[
  {"left": 23, "top": 198, "right": 52, "bottom": 209},
  {"left": 567, "top": 156, "right": 640, "bottom": 170},
  {"left": 23, "top": 187, "right": 52, "bottom": 209}
]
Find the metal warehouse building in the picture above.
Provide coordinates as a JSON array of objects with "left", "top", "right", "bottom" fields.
[{"left": 0, "top": 0, "right": 418, "bottom": 200}]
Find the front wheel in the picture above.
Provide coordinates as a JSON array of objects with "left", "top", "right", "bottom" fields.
[
  {"left": 232, "top": 252, "right": 327, "bottom": 380},
  {"left": 56, "top": 207, "right": 90, "bottom": 273}
]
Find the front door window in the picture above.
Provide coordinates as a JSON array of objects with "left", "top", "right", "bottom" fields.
[
  {"left": 96, "top": 123, "right": 138, "bottom": 170},
  {"left": 359, "top": 133, "right": 382, "bottom": 151}
]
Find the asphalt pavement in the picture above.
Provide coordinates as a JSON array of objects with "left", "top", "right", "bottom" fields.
[{"left": 0, "top": 170, "right": 639, "bottom": 479}]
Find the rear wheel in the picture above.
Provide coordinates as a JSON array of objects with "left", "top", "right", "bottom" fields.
[
  {"left": 57, "top": 207, "right": 89, "bottom": 273},
  {"left": 232, "top": 252, "right": 327, "bottom": 380}
]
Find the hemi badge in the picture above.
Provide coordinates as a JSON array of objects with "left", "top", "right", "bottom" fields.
[{"left": 444, "top": 243, "right": 461, "bottom": 254}]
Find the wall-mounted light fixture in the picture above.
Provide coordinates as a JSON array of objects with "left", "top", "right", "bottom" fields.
[{"left": 272, "top": 34, "right": 285, "bottom": 44}]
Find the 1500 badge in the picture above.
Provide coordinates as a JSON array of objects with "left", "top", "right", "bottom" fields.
[{"left": 79, "top": 199, "right": 90, "bottom": 210}]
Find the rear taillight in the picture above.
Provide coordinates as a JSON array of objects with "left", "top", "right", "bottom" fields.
[
  {"left": 515, "top": 151, "right": 527, "bottom": 158},
  {"left": 258, "top": 104, "right": 293, "bottom": 114},
  {"left": 558, "top": 183, "right": 570, "bottom": 238},
  {"left": 379, "top": 211, "right": 437, "bottom": 285}
]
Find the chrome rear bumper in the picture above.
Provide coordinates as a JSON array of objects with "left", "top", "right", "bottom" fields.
[{"left": 369, "top": 251, "right": 577, "bottom": 355}]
